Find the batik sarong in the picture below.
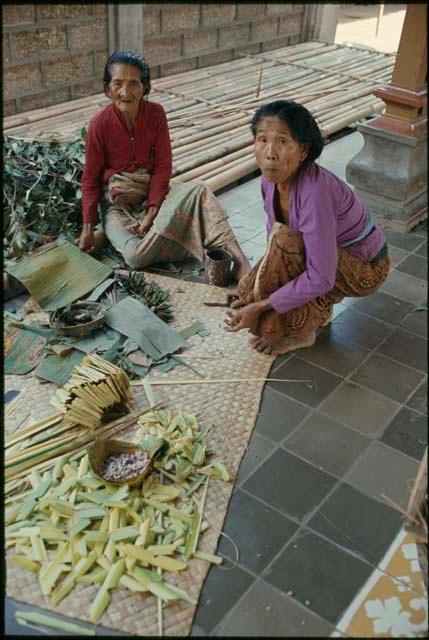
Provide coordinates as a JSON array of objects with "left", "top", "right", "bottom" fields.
[
  {"left": 238, "top": 222, "right": 390, "bottom": 341},
  {"left": 101, "top": 168, "right": 236, "bottom": 269}
]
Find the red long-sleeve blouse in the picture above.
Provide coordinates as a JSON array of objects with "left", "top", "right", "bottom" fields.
[{"left": 81, "top": 99, "right": 172, "bottom": 224}]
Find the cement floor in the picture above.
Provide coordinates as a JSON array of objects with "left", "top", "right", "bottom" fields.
[
  {"left": 5, "top": 130, "right": 427, "bottom": 636},
  {"left": 335, "top": 3, "right": 407, "bottom": 54}
]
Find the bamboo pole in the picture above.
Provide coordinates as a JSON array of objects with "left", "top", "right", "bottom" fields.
[
  {"left": 205, "top": 157, "right": 259, "bottom": 192},
  {"left": 4, "top": 42, "right": 396, "bottom": 194},
  {"left": 175, "top": 144, "right": 254, "bottom": 182}
]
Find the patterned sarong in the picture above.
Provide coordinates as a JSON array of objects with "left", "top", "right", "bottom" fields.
[
  {"left": 238, "top": 222, "right": 390, "bottom": 341},
  {"left": 101, "top": 169, "right": 236, "bottom": 269}
]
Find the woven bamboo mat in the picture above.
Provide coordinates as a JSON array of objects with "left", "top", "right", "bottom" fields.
[{"left": 5, "top": 274, "right": 275, "bottom": 636}]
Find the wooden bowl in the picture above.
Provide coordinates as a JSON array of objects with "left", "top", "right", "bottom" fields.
[
  {"left": 87, "top": 437, "right": 167, "bottom": 487},
  {"left": 49, "top": 301, "right": 106, "bottom": 337}
]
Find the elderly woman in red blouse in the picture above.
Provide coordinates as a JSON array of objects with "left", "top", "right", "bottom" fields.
[{"left": 78, "top": 50, "right": 249, "bottom": 280}]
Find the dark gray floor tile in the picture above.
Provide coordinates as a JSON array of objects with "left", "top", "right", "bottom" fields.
[
  {"left": 190, "top": 623, "right": 207, "bottom": 637},
  {"left": 395, "top": 253, "right": 428, "bottom": 280},
  {"left": 192, "top": 563, "right": 254, "bottom": 634},
  {"left": 267, "top": 357, "right": 342, "bottom": 409},
  {"left": 217, "top": 489, "right": 299, "bottom": 574},
  {"left": 236, "top": 432, "right": 276, "bottom": 485},
  {"left": 263, "top": 529, "right": 372, "bottom": 624},
  {"left": 297, "top": 331, "right": 369, "bottom": 377},
  {"left": 255, "top": 387, "right": 311, "bottom": 442},
  {"left": 214, "top": 580, "right": 334, "bottom": 637},
  {"left": 242, "top": 448, "right": 336, "bottom": 522},
  {"left": 319, "top": 381, "right": 399, "bottom": 437},
  {"left": 381, "top": 269, "right": 427, "bottom": 305},
  {"left": 348, "top": 291, "right": 413, "bottom": 325},
  {"left": 328, "top": 308, "right": 394, "bottom": 349},
  {"left": 376, "top": 327, "right": 427, "bottom": 372},
  {"left": 381, "top": 406, "right": 428, "bottom": 460},
  {"left": 414, "top": 241, "right": 427, "bottom": 257},
  {"left": 387, "top": 245, "right": 409, "bottom": 267},
  {"left": 411, "top": 221, "right": 428, "bottom": 239},
  {"left": 400, "top": 308, "right": 428, "bottom": 339},
  {"left": 406, "top": 379, "right": 428, "bottom": 415},
  {"left": 345, "top": 441, "right": 419, "bottom": 510},
  {"left": 307, "top": 483, "right": 402, "bottom": 565},
  {"left": 271, "top": 351, "right": 294, "bottom": 372},
  {"left": 283, "top": 412, "right": 371, "bottom": 478},
  {"left": 384, "top": 229, "right": 426, "bottom": 252},
  {"left": 350, "top": 352, "right": 425, "bottom": 403}
]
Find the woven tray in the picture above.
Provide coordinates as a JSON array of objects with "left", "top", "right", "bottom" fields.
[{"left": 5, "top": 274, "right": 275, "bottom": 636}]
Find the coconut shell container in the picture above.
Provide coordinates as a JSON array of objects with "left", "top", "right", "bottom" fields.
[{"left": 88, "top": 437, "right": 168, "bottom": 487}]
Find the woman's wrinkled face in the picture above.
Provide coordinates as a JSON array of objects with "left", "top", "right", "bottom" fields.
[
  {"left": 254, "top": 116, "right": 308, "bottom": 185},
  {"left": 107, "top": 63, "right": 144, "bottom": 120}
]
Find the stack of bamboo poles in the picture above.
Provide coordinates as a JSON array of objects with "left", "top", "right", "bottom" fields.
[
  {"left": 5, "top": 355, "right": 135, "bottom": 485},
  {"left": 4, "top": 409, "right": 145, "bottom": 491},
  {"left": 3, "top": 41, "right": 395, "bottom": 192}
]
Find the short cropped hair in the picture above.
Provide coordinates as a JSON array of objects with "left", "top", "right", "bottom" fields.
[
  {"left": 251, "top": 100, "right": 324, "bottom": 163},
  {"left": 103, "top": 50, "right": 151, "bottom": 97}
]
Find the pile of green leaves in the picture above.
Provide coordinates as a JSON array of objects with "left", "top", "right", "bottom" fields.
[
  {"left": 4, "top": 130, "right": 87, "bottom": 258},
  {"left": 108, "top": 270, "right": 174, "bottom": 323}
]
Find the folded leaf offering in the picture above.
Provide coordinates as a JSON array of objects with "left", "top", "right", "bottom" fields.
[{"left": 6, "top": 239, "right": 112, "bottom": 311}]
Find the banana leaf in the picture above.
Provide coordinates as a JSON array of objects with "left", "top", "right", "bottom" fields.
[
  {"left": 59, "top": 326, "right": 122, "bottom": 354},
  {"left": 34, "top": 349, "right": 85, "bottom": 385},
  {"left": 105, "top": 296, "right": 185, "bottom": 361},
  {"left": 4, "top": 324, "right": 47, "bottom": 374},
  {"left": 6, "top": 240, "right": 112, "bottom": 311}
]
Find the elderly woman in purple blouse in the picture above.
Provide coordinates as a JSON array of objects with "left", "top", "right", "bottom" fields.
[{"left": 224, "top": 100, "right": 390, "bottom": 355}]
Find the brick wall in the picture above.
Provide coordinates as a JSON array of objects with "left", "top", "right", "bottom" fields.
[
  {"left": 4, "top": 3, "right": 308, "bottom": 116},
  {"left": 3, "top": 4, "right": 109, "bottom": 116},
  {"left": 144, "top": 3, "right": 307, "bottom": 79}
]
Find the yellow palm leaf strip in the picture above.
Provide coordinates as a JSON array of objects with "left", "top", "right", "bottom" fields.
[
  {"left": 5, "top": 432, "right": 77, "bottom": 465},
  {"left": 5, "top": 413, "right": 64, "bottom": 448},
  {"left": 72, "top": 385, "right": 106, "bottom": 409},
  {"left": 69, "top": 396, "right": 103, "bottom": 419},
  {"left": 103, "top": 376, "right": 123, "bottom": 403},
  {"left": 94, "top": 380, "right": 117, "bottom": 405}
]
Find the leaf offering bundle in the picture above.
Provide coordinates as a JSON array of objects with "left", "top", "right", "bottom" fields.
[{"left": 50, "top": 354, "right": 133, "bottom": 429}]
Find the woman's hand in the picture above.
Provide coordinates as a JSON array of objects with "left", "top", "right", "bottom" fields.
[
  {"left": 224, "top": 298, "right": 273, "bottom": 333},
  {"left": 78, "top": 223, "right": 95, "bottom": 252},
  {"left": 224, "top": 301, "right": 263, "bottom": 333},
  {"left": 225, "top": 288, "right": 242, "bottom": 307},
  {"left": 130, "top": 206, "right": 159, "bottom": 237}
]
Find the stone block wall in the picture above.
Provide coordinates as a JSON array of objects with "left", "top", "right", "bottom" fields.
[
  {"left": 3, "top": 4, "right": 109, "bottom": 116},
  {"left": 5, "top": 3, "right": 309, "bottom": 115},
  {"left": 144, "top": 3, "right": 307, "bottom": 79}
]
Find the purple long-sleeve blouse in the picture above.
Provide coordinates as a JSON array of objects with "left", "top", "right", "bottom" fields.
[{"left": 261, "top": 162, "right": 386, "bottom": 314}]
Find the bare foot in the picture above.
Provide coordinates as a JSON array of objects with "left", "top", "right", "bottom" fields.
[
  {"left": 249, "top": 332, "right": 316, "bottom": 355},
  {"left": 320, "top": 309, "right": 333, "bottom": 327}
]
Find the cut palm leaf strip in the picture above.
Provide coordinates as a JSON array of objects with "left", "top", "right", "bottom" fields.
[
  {"left": 5, "top": 413, "right": 64, "bottom": 448},
  {"left": 7, "top": 410, "right": 228, "bottom": 626},
  {"left": 4, "top": 408, "right": 152, "bottom": 482},
  {"left": 15, "top": 611, "right": 95, "bottom": 636}
]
